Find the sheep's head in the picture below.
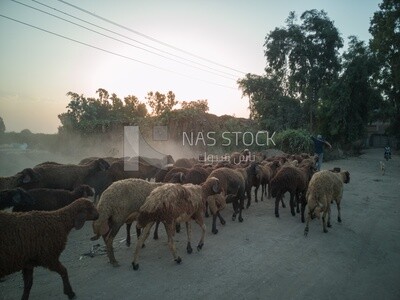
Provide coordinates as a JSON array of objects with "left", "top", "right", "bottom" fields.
[
  {"left": 72, "top": 198, "right": 99, "bottom": 230},
  {"left": 0, "top": 188, "right": 35, "bottom": 209},
  {"left": 309, "top": 205, "right": 322, "bottom": 220},
  {"left": 342, "top": 171, "right": 350, "bottom": 184},
  {"left": 17, "top": 168, "right": 41, "bottom": 186}
]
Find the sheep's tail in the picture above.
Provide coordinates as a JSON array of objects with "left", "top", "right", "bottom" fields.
[{"left": 137, "top": 184, "right": 189, "bottom": 227}]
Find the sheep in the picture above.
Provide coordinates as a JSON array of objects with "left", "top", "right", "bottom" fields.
[
  {"left": 153, "top": 165, "right": 212, "bottom": 238},
  {"left": 304, "top": 170, "right": 350, "bottom": 236},
  {"left": 206, "top": 167, "right": 246, "bottom": 228},
  {"left": 0, "top": 188, "right": 35, "bottom": 210},
  {"left": 83, "top": 159, "right": 154, "bottom": 201},
  {"left": 23, "top": 158, "right": 110, "bottom": 190},
  {"left": 0, "top": 168, "right": 40, "bottom": 191},
  {"left": 132, "top": 178, "right": 221, "bottom": 270},
  {"left": 163, "top": 167, "right": 189, "bottom": 183},
  {"left": 0, "top": 198, "right": 99, "bottom": 300},
  {"left": 91, "top": 178, "right": 164, "bottom": 266},
  {"left": 173, "top": 158, "right": 195, "bottom": 168},
  {"left": 270, "top": 163, "right": 315, "bottom": 222},
  {"left": 12, "top": 185, "right": 94, "bottom": 212}
]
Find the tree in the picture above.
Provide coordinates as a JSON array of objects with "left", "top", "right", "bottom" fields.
[
  {"left": 180, "top": 100, "right": 209, "bottom": 113},
  {"left": 237, "top": 74, "right": 303, "bottom": 131},
  {"left": 146, "top": 91, "right": 178, "bottom": 116},
  {"left": 264, "top": 10, "right": 343, "bottom": 129},
  {"left": 0, "top": 117, "right": 5, "bottom": 134},
  {"left": 369, "top": 0, "right": 400, "bottom": 138},
  {"left": 58, "top": 89, "right": 148, "bottom": 134},
  {"left": 318, "top": 36, "right": 382, "bottom": 144}
]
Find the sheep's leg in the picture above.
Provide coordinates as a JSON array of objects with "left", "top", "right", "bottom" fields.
[
  {"left": 211, "top": 213, "right": 218, "bottom": 234},
  {"left": 231, "top": 201, "right": 238, "bottom": 221},
  {"left": 176, "top": 222, "right": 181, "bottom": 233},
  {"left": 238, "top": 197, "right": 244, "bottom": 222},
  {"left": 194, "top": 215, "right": 206, "bottom": 251},
  {"left": 327, "top": 205, "right": 332, "bottom": 228},
  {"left": 153, "top": 221, "right": 161, "bottom": 240},
  {"left": 246, "top": 187, "right": 252, "bottom": 209},
  {"left": 295, "top": 193, "right": 300, "bottom": 213},
  {"left": 337, "top": 201, "right": 342, "bottom": 223},
  {"left": 104, "top": 225, "right": 122, "bottom": 267},
  {"left": 185, "top": 222, "right": 193, "bottom": 254},
  {"left": 281, "top": 198, "right": 286, "bottom": 208},
  {"left": 132, "top": 222, "right": 154, "bottom": 270},
  {"left": 217, "top": 211, "right": 226, "bottom": 225},
  {"left": 22, "top": 266, "right": 34, "bottom": 300},
  {"left": 274, "top": 196, "right": 280, "bottom": 218},
  {"left": 164, "top": 222, "right": 181, "bottom": 264},
  {"left": 254, "top": 185, "right": 259, "bottom": 204},
  {"left": 261, "top": 184, "right": 265, "bottom": 201},
  {"left": 300, "top": 197, "right": 306, "bottom": 223},
  {"left": 126, "top": 222, "right": 132, "bottom": 246},
  {"left": 267, "top": 184, "right": 272, "bottom": 199},
  {"left": 322, "top": 209, "right": 328, "bottom": 233},
  {"left": 289, "top": 193, "right": 296, "bottom": 216},
  {"left": 48, "top": 261, "right": 75, "bottom": 299},
  {"left": 304, "top": 210, "right": 311, "bottom": 236},
  {"left": 205, "top": 201, "right": 210, "bottom": 218}
]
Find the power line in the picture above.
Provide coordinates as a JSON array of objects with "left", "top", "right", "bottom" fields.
[
  {"left": 0, "top": 13, "right": 237, "bottom": 90},
  {"left": 56, "top": 0, "right": 247, "bottom": 75},
  {"left": 28, "top": 0, "right": 240, "bottom": 79},
  {"left": 11, "top": 0, "right": 236, "bottom": 81}
]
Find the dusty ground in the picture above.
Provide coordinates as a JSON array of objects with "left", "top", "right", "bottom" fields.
[{"left": 1, "top": 148, "right": 399, "bottom": 300}]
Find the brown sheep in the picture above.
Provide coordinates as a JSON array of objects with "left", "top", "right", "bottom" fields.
[
  {"left": 23, "top": 158, "right": 110, "bottom": 190},
  {"left": 270, "top": 163, "right": 315, "bottom": 222},
  {"left": 0, "top": 198, "right": 99, "bottom": 300},
  {"left": 12, "top": 185, "right": 94, "bottom": 212},
  {"left": 0, "top": 188, "right": 35, "bottom": 210},
  {"left": 206, "top": 167, "right": 246, "bottom": 233},
  {"left": 173, "top": 158, "right": 195, "bottom": 168},
  {"left": 132, "top": 178, "right": 220, "bottom": 270},
  {"left": 304, "top": 170, "right": 350, "bottom": 236},
  {"left": 0, "top": 168, "right": 40, "bottom": 191}
]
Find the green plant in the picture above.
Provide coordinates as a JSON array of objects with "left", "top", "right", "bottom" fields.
[{"left": 274, "top": 129, "right": 313, "bottom": 154}]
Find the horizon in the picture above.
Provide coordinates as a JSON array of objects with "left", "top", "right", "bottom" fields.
[{"left": 0, "top": 0, "right": 381, "bottom": 134}]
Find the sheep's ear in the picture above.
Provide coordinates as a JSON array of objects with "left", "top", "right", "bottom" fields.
[
  {"left": 212, "top": 179, "right": 220, "bottom": 194},
  {"left": 179, "top": 172, "right": 185, "bottom": 183},
  {"left": 21, "top": 173, "right": 31, "bottom": 184},
  {"left": 74, "top": 212, "right": 87, "bottom": 230}
]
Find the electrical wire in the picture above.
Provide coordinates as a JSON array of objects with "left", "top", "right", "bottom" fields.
[
  {"left": 0, "top": 13, "right": 237, "bottom": 90},
  {"left": 28, "top": 0, "right": 240, "bottom": 79},
  {"left": 56, "top": 0, "right": 247, "bottom": 75},
  {"left": 10, "top": 0, "right": 237, "bottom": 81}
]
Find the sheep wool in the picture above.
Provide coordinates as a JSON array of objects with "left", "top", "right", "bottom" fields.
[{"left": 304, "top": 170, "right": 350, "bottom": 236}]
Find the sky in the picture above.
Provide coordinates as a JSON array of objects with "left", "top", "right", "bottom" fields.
[{"left": 0, "top": 0, "right": 382, "bottom": 134}]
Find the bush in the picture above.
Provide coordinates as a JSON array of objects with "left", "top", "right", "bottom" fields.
[{"left": 274, "top": 129, "right": 313, "bottom": 154}]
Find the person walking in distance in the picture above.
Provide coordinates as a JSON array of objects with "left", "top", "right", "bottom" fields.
[{"left": 311, "top": 134, "right": 332, "bottom": 171}]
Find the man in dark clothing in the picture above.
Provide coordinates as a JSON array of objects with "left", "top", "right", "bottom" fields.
[{"left": 311, "top": 134, "right": 332, "bottom": 171}]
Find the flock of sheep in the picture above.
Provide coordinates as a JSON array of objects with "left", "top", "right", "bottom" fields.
[{"left": 0, "top": 150, "right": 350, "bottom": 299}]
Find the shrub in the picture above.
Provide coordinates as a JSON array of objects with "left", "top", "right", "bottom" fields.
[{"left": 274, "top": 129, "right": 313, "bottom": 154}]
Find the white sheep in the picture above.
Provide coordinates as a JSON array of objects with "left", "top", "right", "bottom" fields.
[
  {"left": 304, "top": 170, "right": 350, "bottom": 236},
  {"left": 91, "top": 178, "right": 164, "bottom": 266},
  {"left": 132, "top": 178, "right": 220, "bottom": 270}
]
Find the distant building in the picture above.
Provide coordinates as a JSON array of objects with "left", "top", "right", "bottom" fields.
[{"left": 367, "top": 121, "right": 397, "bottom": 149}]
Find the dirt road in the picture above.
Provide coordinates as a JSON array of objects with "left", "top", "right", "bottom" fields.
[{"left": 1, "top": 148, "right": 399, "bottom": 300}]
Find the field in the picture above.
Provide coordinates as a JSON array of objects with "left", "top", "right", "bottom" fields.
[{"left": 1, "top": 148, "right": 399, "bottom": 300}]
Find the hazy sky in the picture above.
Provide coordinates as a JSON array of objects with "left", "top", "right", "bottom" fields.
[{"left": 0, "top": 0, "right": 382, "bottom": 133}]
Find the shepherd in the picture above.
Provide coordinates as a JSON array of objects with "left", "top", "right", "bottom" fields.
[{"left": 311, "top": 134, "right": 332, "bottom": 171}]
